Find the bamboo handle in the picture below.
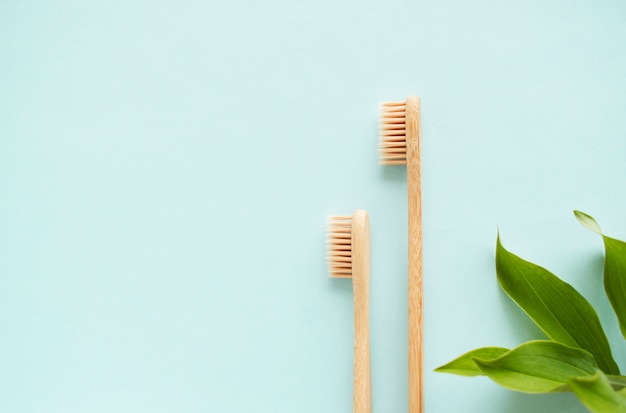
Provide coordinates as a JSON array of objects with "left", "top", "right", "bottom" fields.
[
  {"left": 406, "top": 97, "right": 423, "bottom": 413},
  {"left": 352, "top": 210, "right": 371, "bottom": 413}
]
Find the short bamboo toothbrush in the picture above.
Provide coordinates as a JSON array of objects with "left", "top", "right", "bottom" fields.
[
  {"left": 379, "top": 96, "right": 423, "bottom": 413},
  {"left": 327, "top": 210, "right": 372, "bottom": 413}
]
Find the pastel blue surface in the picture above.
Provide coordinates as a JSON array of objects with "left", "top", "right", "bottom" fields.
[{"left": 1, "top": 1, "right": 626, "bottom": 412}]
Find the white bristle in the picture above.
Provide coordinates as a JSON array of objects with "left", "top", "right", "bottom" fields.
[
  {"left": 379, "top": 101, "right": 407, "bottom": 165},
  {"left": 327, "top": 216, "right": 352, "bottom": 278}
]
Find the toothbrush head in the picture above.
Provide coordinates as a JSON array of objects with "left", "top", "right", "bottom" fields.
[
  {"left": 327, "top": 211, "right": 370, "bottom": 279},
  {"left": 327, "top": 215, "right": 353, "bottom": 278},
  {"left": 379, "top": 96, "right": 420, "bottom": 165}
]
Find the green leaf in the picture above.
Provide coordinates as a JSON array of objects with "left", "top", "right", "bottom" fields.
[
  {"left": 472, "top": 340, "right": 598, "bottom": 393},
  {"left": 496, "top": 235, "right": 619, "bottom": 374},
  {"left": 575, "top": 211, "right": 626, "bottom": 342},
  {"left": 603, "top": 237, "right": 626, "bottom": 341},
  {"left": 569, "top": 370, "right": 626, "bottom": 413},
  {"left": 435, "top": 347, "right": 509, "bottom": 376}
]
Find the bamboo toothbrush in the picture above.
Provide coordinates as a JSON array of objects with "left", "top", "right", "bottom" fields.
[
  {"left": 379, "top": 96, "right": 422, "bottom": 413},
  {"left": 327, "top": 210, "right": 372, "bottom": 413}
]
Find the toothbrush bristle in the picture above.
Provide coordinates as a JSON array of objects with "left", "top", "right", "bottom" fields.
[
  {"left": 327, "top": 216, "right": 352, "bottom": 278},
  {"left": 379, "top": 101, "right": 407, "bottom": 165}
]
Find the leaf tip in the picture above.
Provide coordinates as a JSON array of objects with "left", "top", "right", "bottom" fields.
[
  {"left": 574, "top": 210, "right": 602, "bottom": 234},
  {"left": 496, "top": 228, "right": 510, "bottom": 258}
]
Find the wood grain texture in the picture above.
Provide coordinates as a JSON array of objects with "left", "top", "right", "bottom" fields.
[
  {"left": 352, "top": 210, "right": 372, "bottom": 413},
  {"left": 405, "top": 96, "right": 423, "bottom": 413}
]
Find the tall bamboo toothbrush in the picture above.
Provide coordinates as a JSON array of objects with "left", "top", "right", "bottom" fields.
[
  {"left": 379, "top": 96, "right": 422, "bottom": 413},
  {"left": 327, "top": 210, "right": 372, "bottom": 413}
]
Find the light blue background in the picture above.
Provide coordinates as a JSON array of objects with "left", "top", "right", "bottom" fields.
[{"left": 1, "top": 1, "right": 626, "bottom": 412}]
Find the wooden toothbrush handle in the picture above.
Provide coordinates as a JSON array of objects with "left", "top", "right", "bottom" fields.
[
  {"left": 406, "top": 96, "right": 423, "bottom": 413},
  {"left": 352, "top": 210, "right": 371, "bottom": 413}
]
